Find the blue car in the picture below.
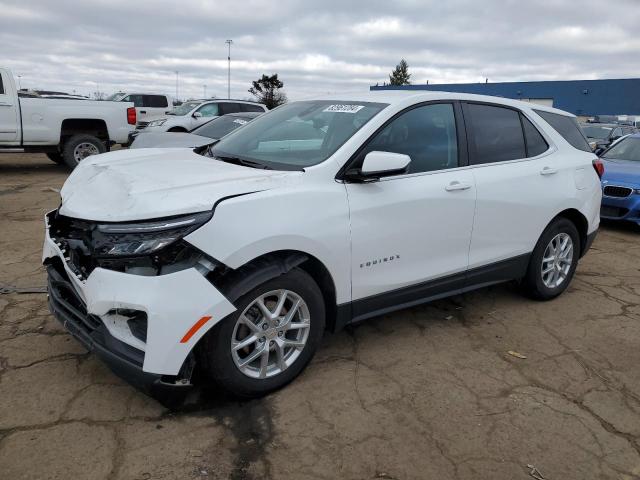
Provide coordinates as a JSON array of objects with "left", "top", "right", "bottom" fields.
[{"left": 599, "top": 133, "right": 640, "bottom": 223}]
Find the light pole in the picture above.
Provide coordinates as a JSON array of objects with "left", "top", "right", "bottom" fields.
[
  {"left": 225, "top": 39, "right": 233, "bottom": 99},
  {"left": 175, "top": 71, "right": 179, "bottom": 100},
  {"left": 17, "top": 75, "right": 22, "bottom": 90},
  {"left": 203, "top": 84, "right": 207, "bottom": 98}
]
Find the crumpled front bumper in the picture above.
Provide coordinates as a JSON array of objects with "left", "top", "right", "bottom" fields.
[{"left": 43, "top": 214, "right": 236, "bottom": 383}]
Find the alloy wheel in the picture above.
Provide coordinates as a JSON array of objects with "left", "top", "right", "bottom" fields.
[
  {"left": 231, "top": 289, "right": 311, "bottom": 379},
  {"left": 541, "top": 232, "right": 574, "bottom": 289}
]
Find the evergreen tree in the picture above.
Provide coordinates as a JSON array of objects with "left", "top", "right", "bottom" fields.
[{"left": 389, "top": 59, "right": 411, "bottom": 86}]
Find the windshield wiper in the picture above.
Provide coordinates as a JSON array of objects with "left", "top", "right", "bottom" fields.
[{"left": 214, "top": 155, "right": 272, "bottom": 170}]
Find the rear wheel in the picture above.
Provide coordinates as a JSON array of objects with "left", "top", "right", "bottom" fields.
[
  {"left": 62, "top": 134, "right": 106, "bottom": 169},
  {"left": 46, "top": 152, "right": 65, "bottom": 165},
  {"left": 198, "top": 268, "right": 325, "bottom": 398},
  {"left": 522, "top": 217, "right": 580, "bottom": 300}
]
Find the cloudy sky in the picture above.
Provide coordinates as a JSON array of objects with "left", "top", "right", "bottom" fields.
[{"left": 2, "top": 0, "right": 640, "bottom": 101}]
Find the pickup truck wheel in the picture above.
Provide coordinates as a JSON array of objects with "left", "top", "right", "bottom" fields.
[
  {"left": 46, "top": 152, "right": 65, "bottom": 165},
  {"left": 198, "top": 268, "right": 325, "bottom": 398},
  {"left": 62, "top": 134, "right": 106, "bottom": 169}
]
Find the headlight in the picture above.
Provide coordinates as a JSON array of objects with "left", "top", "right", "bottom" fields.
[
  {"left": 94, "top": 211, "right": 212, "bottom": 257},
  {"left": 147, "top": 119, "right": 167, "bottom": 127}
]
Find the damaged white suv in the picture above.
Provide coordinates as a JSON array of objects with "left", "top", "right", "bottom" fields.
[{"left": 44, "top": 92, "right": 601, "bottom": 399}]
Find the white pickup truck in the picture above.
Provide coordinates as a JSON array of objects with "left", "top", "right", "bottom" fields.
[{"left": 0, "top": 67, "right": 136, "bottom": 168}]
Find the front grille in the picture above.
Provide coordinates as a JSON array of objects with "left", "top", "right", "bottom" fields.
[
  {"left": 603, "top": 185, "right": 633, "bottom": 198},
  {"left": 600, "top": 205, "right": 629, "bottom": 218},
  {"left": 47, "top": 211, "right": 97, "bottom": 279}
]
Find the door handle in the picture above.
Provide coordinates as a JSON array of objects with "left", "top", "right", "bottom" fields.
[
  {"left": 540, "top": 167, "right": 558, "bottom": 175},
  {"left": 445, "top": 181, "right": 472, "bottom": 192},
  {"left": 0, "top": 102, "right": 12, "bottom": 107},
  {"left": 140, "top": 110, "right": 146, "bottom": 114}
]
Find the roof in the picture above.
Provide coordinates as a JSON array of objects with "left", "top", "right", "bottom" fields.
[
  {"left": 308, "top": 90, "right": 572, "bottom": 116},
  {"left": 371, "top": 78, "right": 640, "bottom": 116}
]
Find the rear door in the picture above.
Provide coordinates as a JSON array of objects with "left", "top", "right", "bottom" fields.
[
  {"left": 345, "top": 102, "right": 476, "bottom": 315},
  {"left": 463, "top": 102, "right": 561, "bottom": 274},
  {"left": 0, "top": 70, "right": 19, "bottom": 143},
  {"left": 143, "top": 95, "right": 170, "bottom": 118}
]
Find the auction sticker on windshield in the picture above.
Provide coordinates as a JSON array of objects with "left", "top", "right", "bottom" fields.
[{"left": 323, "top": 104, "right": 365, "bottom": 113}]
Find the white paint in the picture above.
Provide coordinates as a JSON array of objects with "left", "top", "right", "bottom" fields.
[
  {"left": 0, "top": 67, "right": 133, "bottom": 147},
  {"left": 44, "top": 89, "right": 602, "bottom": 378}
]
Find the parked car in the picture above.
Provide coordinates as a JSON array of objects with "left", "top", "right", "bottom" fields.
[
  {"left": 134, "top": 99, "right": 267, "bottom": 134},
  {"left": 44, "top": 92, "right": 601, "bottom": 401},
  {"left": 597, "top": 134, "right": 640, "bottom": 223},
  {"left": 0, "top": 67, "right": 136, "bottom": 168},
  {"left": 581, "top": 123, "right": 636, "bottom": 151},
  {"left": 106, "top": 92, "right": 173, "bottom": 127},
  {"left": 130, "top": 112, "right": 261, "bottom": 149}
]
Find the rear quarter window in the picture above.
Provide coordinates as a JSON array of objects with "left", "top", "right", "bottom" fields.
[{"left": 534, "top": 110, "right": 591, "bottom": 152}]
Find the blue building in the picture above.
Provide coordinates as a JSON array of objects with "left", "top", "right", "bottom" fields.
[{"left": 370, "top": 78, "right": 640, "bottom": 118}]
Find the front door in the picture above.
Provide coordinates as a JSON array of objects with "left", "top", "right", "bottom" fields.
[
  {"left": 0, "top": 70, "right": 19, "bottom": 143},
  {"left": 345, "top": 102, "right": 476, "bottom": 316}
]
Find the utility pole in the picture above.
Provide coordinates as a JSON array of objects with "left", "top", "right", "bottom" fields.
[
  {"left": 225, "top": 39, "right": 233, "bottom": 99},
  {"left": 175, "top": 71, "right": 179, "bottom": 100}
]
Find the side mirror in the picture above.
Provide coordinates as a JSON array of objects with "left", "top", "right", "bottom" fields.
[
  {"left": 594, "top": 147, "right": 605, "bottom": 156},
  {"left": 345, "top": 151, "right": 411, "bottom": 182},
  {"left": 193, "top": 112, "right": 203, "bottom": 118}
]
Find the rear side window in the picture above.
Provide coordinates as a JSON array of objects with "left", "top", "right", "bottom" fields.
[
  {"left": 466, "top": 104, "right": 525, "bottom": 164},
  {"left": 123, "top": 94, "right": 144, "bottom": 107},
  {"left": 534, "top": 110, "right": 591, "bottom": 152},
  {"left": 144, "top": 95, "right": 168, "bottom": 108},
  {"left": 241, "top": 103, "right": 266, "bottom": 112},
  {"left": 219, "top": 103, "right": 243, "bottom": 115},
  {"left": 521, "top": 115, "right": 549, "bottom": 157}
]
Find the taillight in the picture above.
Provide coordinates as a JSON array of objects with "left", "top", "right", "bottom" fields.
[
  {"left": 127, "top": 107, "right": 137, "bottom": 125},
  {"left": 592, "top": 158, "right": 604, "bottom": 179}
]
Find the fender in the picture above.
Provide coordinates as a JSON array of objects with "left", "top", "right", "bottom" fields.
[{"left": 215, "top": 252, "right": 308, "bottom": 302}]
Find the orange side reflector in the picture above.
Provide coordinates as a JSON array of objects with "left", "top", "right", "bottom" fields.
[{"left": 180, "top": 316, "right": 212, "bottom": 343}]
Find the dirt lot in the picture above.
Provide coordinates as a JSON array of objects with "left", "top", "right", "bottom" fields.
[{"left": 2, "top": 153, "right": 640, "bottom": 480}]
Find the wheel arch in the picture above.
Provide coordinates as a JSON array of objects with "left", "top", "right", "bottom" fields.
[
  {"left": 60, "top": 118, "right": 109, "bottom": 145},
  {"left": 167, "top": 126, "right": 188, "bottom": 132},
  {"left": 552, "top": 208, "right": 589, "bottom": 257},
  {"left": 209, "top": 249, "right": 339, "bottom": 331}
]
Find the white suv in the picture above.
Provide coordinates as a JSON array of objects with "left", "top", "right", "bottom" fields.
[
  {"left": 43, "top": 92, "right": 601, "bottom": 400},
  {"left": 136, "top": 99, "right": 267, "bottom": 134}
]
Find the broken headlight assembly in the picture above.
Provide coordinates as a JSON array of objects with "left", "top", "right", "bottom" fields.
[{"left": 49, "top": 210, "right": 217, "bottom": 278}]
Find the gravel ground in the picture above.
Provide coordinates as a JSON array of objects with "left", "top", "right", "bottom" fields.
[{"left": 2, "top": 153, "right": 640, "bottom": 480}]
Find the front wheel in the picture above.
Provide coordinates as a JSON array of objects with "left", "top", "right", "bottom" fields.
[
  {"left": 522, "top": 217, "right": 580, "bottom": 300},
  {"left": 46, "top": 152, "right": 65, "bottom": 165},
  {"left": 198, "top": 268, "right": 325, "bottom": 398}
]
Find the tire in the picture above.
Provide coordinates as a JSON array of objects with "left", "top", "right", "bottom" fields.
[
  {"left": 62, "top": 134, "right": 106, "bottom": 169},
  {"left": 522, "top": 217, "right": 580, "bottom": 300},
  {"left": 198, "top": 268, "right": 325, "bottom": 398},
  {"left": 46, "top": 152, "right": 65, "bottom": 165}
]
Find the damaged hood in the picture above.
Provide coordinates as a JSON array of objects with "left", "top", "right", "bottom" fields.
[{"left": 60, "top": 148, "right": 301, "bottom": 221}]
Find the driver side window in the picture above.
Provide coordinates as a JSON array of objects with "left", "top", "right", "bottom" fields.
[
  {"left": 359, "top": 103, "right": 458, "bottom": 174},
  {"left": 197, "top": 103, "right": 220, "bottom": 117}
]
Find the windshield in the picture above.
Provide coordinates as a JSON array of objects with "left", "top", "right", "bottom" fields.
[
  {"left": 602, "top": 137, "right": 640, "bottom": 161},
  {"left": 582, "top": 125, "right": 613, "bottom": 139},
  {"left": 105, "top": 92, "right": 125, "bottom": 101},
  {"left": 192, "top": 115, "right": 253, "bottom": 139},
  {"left": 210, "top": 100, "right": 388, "bottom": 170},
  {"left": 168, "top": 101, "right": 201, "bottom": 116}
]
